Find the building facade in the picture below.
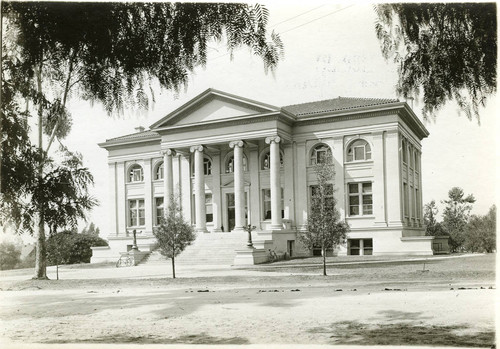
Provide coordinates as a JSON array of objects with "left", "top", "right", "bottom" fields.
[{"left": 93, "top": 88, "right": 441, "bottom": 264}]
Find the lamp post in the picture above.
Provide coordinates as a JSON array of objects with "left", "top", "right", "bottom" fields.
[
  {"left": 243, "top": 224, "right": 256, "bottom": 247},
  {"left": 131, "top": 229, "right": 138, "bottom": 250}
]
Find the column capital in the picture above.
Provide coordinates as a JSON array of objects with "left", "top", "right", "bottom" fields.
[
  {"left": 189, "top": 145, "right": 204, "bottom": 153},
  {"left": 265, "top": 136, "right": 281, "bottom": 144},
  {"left": 162, "top": 148, "right": 176, "bottom": 157},
  {"left": 229, "top": 140, "right": 244, "bottom": 149}
]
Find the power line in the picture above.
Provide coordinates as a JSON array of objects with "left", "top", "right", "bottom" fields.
[
  {"left": 270, "top": 4, "right": 327, "bottom": 28},
  {"left": 279, "top": 4, "right": 355, "bottom": 35},
  {"left": 208, "top": 4, "right": 356, "bottom": 63}
]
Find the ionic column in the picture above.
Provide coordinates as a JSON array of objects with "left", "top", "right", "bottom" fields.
[
  {"left": 190, "top": 145, "right": 207, "bottom": 233},
  {"left": 266, "top": 136, "right": 282, "bottom": 230},
  {"left": 163, "top": 149, "right": 176, "bottom": 209},
  {"left": 229, "top": 140, "right": 245, "bottom": 232}
]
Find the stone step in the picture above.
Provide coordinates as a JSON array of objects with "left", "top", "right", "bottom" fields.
[{"left": 140, "top": 231, "right": 258, "bottom": 266}]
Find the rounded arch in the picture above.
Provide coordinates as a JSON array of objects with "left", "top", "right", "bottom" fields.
[
  {"left": 309, "top": 142, "right": 333, "bottom": 165},
  {"left": 259, "top": 147, "right": 284, "bottom": 170},
  {"left": 127, "top": 163, "right": 144, "bottom": 183},
  {"left": 153, "top": 160, "right": 164, "bottom": 180},
  {"left": 224, "top": 151, "right": 248, "bottom": 173},
  {"left": 346, "top": 138, "right": 372, "bottom": 162}
]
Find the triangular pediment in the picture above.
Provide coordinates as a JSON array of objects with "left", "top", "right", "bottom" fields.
[
  {"left": 150, "top": 89, "right": 278, "bottom": 129},
  {"left": 221, "top": 178, "right": 251, "bottom": 187}
]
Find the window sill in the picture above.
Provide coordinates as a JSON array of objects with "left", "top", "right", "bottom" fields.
[
  {"left": 344, "top": 160, "right": 374, "bottom": 165},
  {"left": 346, "top": 215, "right": 375, "bottom": 220}
]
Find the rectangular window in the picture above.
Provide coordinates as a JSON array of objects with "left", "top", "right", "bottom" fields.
[
  {"left": 205, "top": 193, "right": 213, "bottom": 223},
  {"left": 128, "top": 199, "right": 145, "bottom": 227},
  {"left": 349, "top": 239, "right": 360, "bottom": 255},
  {"left": 415, "top": 152, "right": 420, "bottom": 172},
  {"left": 262, "top": 188, "right": 284, "bottom": 220},
  {"left": 348, "top": 182, "right": 372, "bottom": 216},
  {"left": 363, "top": 239, "right": 373, "bottom": 255},
  {"left": 348, "top": 239, "right": 373, "bottom": 255},
  {"left": 415, "top": 188, "right": 420, "bottom": 219},
  {"left": 311, "top": 184, "right": 334, "bottom": 212},
  {"left": 403, "top": 183, "right": 409, "bottom": 217},
  {"left": 155, "top": 197, "right": 164, "bottom": 225}
]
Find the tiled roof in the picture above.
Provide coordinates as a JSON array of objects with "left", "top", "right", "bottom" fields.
[
  {"left": 106, "top": 129, "right": 159, "bottom": 143},
  {"left": 282, "top": 97, "right": 399, "bottom": 116}
]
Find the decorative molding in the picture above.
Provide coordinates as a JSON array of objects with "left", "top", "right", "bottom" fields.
[
  {"left": 190, "top": 145, "right": 204, "bottom": 153},
  {"left": 161, "top": 149, "right": 176, "bottom": 157},
  {"left": 229, "top": 140, "right": 245, "bottom": 149},
  {"left": 265, "top": 135, "right": 281, "bottom": 144}
]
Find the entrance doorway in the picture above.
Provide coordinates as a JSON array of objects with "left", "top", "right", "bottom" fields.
[{"left": 226, "top": 192, "right": 248, "bottom": 231}]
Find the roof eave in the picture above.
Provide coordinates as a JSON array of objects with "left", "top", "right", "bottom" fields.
[{"left": 98, "top": 135, "right": 161, "bottom": 150}]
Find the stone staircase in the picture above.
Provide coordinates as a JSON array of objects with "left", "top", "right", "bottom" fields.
[{"left": 140, "top": 231, "right": 252, "bottom": 266}]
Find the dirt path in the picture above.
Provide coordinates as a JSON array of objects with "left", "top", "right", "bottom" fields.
[{"left": 0, "top": 283, "right": 495, "bottom": 346}]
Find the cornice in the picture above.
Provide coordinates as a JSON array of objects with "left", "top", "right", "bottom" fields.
[
  {"left": 291, "top": 122, "right": 399, "bottom": 142},
  {"left": 153, "top": 111, "right": 294, "bottom": 135},
  {"left": 99, "top": 135, "right": 161, "bottom": 149}
]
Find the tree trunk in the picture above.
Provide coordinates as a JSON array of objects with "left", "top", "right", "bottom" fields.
[
  {"left": 33, "top": 64, "right": 48, "bottom": 280},
  {"left": 56, "top": 264, "right": 59, "bottom": 280},
  {"left": 171, "top": 257, "right": 176, "bottom": 279},
  {"left": 322, "top": 245, "right": 327, "bottom": 276}
]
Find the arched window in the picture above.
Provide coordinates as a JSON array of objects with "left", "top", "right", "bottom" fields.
[
  {"left": 346, "top": 139, "right": 372, "bottom": 162},
  {"left": 128, "top": 164, "right": 144, "bottom": 182},
  {"left": 204, "top": 158, "right": 212, "bottom": 175},
  {"left": 225, "top": 154, "right": 248, "bottom": 173},
  {"left": 261, "top": 150, "right": 284, "bottom": 170},
  {"left": 191, "top": 156, "right": 212, "bottom": 176},
  {"left": 310, "top": 144, "right": 332, "bottom": 165},
  {"left": 154, "top": 161, "right": 164, "bottom": 180}
]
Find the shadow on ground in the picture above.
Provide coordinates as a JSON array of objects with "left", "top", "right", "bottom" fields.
[
  {"left": 45, "top": 332, "right": 249, "bottom": 344},
  {"left": 308, "top": 321, "right": 495, "bottom": 347}
]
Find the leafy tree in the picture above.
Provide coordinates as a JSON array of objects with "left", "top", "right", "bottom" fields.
[
  {"left": 423, "top": 200, "right": 446, "bottom": 236},
  {"left": 153, "top": 197, "right": 196, "bottom": 279},
  {"left": 375, "top": 3, "right": 496, "bottom": 121},
  {"left": 464, "top": 205, "right": 496, "bottom": 253},
  {"left": 442, "top": 187, "right": 475, "bottom": 252},
  {"left": 298, "top": 156, "right": 349, "bottom": 276},
  {"left": 2, "top": 1, "right": 282, "bottom": 279},
  {"left": 0, "top": 242, "right": 22, "bottom": 270}
]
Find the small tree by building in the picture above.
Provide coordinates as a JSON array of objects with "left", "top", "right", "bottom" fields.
[
  {"left": 153, "top": 197, "right": 196, "bottom": 278},
  {"left": 423, "top": 200, "right": 446, "bottom": 236},
  {"left": 298, "top": 156, "right": 349, "bottom": 276},
  {"left": 442, "top": 187, "right": 475, "bottom": 252}
]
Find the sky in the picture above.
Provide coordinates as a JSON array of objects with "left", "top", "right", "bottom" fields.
[{"left": 4, "top": 3, "right": 497, "bottom": 243}]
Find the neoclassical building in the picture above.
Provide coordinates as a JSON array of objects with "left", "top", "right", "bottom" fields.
[{"left": 92, "top": 88, "right": 443, "bottom": 264}]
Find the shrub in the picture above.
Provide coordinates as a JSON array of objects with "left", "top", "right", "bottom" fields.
[{"left": 0, "top": 242, "right": 21, "bottom": 270}]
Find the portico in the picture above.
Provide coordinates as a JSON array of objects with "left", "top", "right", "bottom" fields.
[
  {"left": 160, "top": 135, "right": 286, "bottom": 235},
  {"left": 92, "top": 88, "right": 443, "bottom": 265}
]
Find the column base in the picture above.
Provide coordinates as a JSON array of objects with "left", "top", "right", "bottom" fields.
[
  {"left": 270, "top": 224, "right": 283, "bottom": 230},
  {"left": 195, "top": 228, "right": 209, "bottom": 233},
  {"left": 231, "top": 226, "right": 245, "bottom": 233}
]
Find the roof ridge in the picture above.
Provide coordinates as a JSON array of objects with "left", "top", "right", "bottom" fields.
[{"left": 282, "top": 96, "right": 398, "bottom": 108}]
